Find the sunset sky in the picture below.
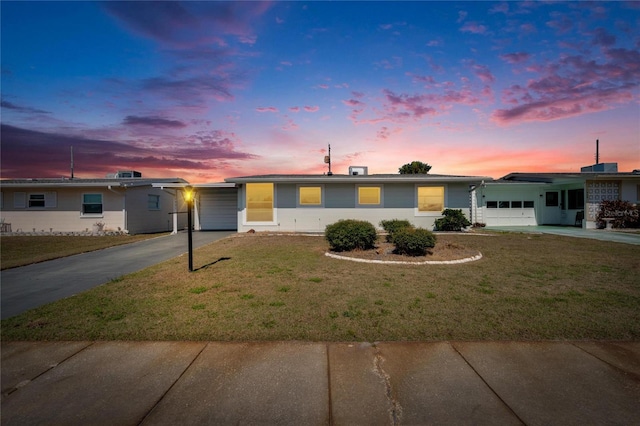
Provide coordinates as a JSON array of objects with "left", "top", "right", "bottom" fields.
[{"left": 2, "top": 1, "right": 639, "bottom": 182}]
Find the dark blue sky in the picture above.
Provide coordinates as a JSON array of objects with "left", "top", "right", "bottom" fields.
[{"left": 2, "top": 1, "right": 639, "bottom": 181}]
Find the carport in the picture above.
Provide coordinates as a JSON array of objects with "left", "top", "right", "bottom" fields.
[{"left": 153, "top": 182, "right": 238, "bottom": 233}]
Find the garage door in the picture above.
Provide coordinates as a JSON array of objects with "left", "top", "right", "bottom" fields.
[
  {"left": 484, "top": 200, "right": 537, "bottom": 226},
  {"left": 199, "top": 188, "right": 238, "bottom": 230}
]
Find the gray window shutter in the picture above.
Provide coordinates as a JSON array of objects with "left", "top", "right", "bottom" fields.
[
  {"left": 45, "top": 191, "right": 57, "bottom": 208},
  {"left": 14, "top": 192, "right": 26, "bottom": 209}
]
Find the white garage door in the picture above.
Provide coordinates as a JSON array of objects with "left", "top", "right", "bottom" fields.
[
  {"left": 199, "top": 188, "right": 238, "bottom": 230},
  {"left": 484, "top": 200, "right": 537, "bottom": 226}
]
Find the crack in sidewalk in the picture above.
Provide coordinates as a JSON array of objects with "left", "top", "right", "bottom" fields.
[{"left": 373, "top": 346, "right": 403, "bottom": 425}]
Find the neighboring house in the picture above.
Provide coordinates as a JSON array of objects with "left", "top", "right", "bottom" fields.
[
  {"left": 471, "top": 164, "right": 640, "bottom": 229},
  {"left": 0, "top": 173, "right": 188, "bottom": 234},
  {"left": 209, "top": 171, "right": 490, "bottom": 233}
]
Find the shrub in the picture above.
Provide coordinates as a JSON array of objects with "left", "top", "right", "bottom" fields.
[
  {"left": 596, "top": 200, "right": 640, "bottom": 228},
  {"left": 434, "top": 209, "right": 471, "bottom": 231},
  {"left": 379, "top": 219, "right": 414, "bottom": 242},
  {"left": 325, "top": 219, "right": 377, "bottom": 252},
  {"left": 392, "top": 227, "right": 437, "bottom": 256}
]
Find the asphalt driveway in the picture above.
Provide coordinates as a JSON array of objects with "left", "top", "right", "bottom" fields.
[{"left": 1, "top": 231, "right": 234, "bottom": 319}]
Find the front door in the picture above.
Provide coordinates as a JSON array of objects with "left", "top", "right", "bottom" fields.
[{"left": 543, "top": 191, "right": 562, "bottom": 224}]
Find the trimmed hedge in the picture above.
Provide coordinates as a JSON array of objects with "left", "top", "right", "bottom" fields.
[
  {"left": 379, "top": 219, "right": 414, "bottom": 242},
  {"left": 434, "top": 209, "right": 471, "bottom": 231},
  {"left": 392, "top": 227, "right": 437, "bottom": 256},
  {"left": 325, "top": 219, "right": 377, "bottom": 252}
]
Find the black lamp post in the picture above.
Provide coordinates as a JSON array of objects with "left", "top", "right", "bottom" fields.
[{"left": 184, "top": 186, "right": 194, "bottom": 272}]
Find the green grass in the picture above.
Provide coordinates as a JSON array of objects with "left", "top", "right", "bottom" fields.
[
  {"left": 0, "top": 234, "right": 166, "bottom": 270},
  {"left": 1, "top": 233, "right": 639, "bottom": 341}
]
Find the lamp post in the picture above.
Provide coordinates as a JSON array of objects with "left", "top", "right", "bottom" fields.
[{"left": 184, "top": 186, "right": 194, "bottom": 272}]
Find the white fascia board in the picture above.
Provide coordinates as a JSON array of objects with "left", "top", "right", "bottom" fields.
[{"left": 151, "top": 182, "right": 236, "bottom": 189}]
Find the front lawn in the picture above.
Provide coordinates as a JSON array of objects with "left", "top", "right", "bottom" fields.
[
  {"left": 0, "top": 234, "right": 166, "bottom": 270},
  {"left": 2, "top": 233, "right": 639, "bottom": 341}
]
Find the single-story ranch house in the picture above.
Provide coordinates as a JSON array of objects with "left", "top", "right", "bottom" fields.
[
  {"left": 222, "top": 171, "right": 490, "bottom": 233},
  {"left": 471, "top": 164, "right": 640, "bottom": 229},
  {"left": 0, "top": 172, "right": 188, "bottom": 234},
  {"left": 2, "top": 164, "right": 638, "bottom": 234}
]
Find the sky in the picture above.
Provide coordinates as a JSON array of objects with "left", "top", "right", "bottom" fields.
[{"left": 1, "top": 1, "right": 639, "bottom": 182}]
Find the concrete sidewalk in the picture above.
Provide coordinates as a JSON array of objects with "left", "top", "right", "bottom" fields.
[
  {"left": 2, "top": 341, "right": 639, "bottom": 425},
  {"left": 1, "top": 231, "right": 234, "bottom": 319}
]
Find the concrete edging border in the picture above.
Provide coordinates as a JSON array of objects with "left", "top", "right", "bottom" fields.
[{"left": 324, "top": 251, "right": 483, "bottom": 265}]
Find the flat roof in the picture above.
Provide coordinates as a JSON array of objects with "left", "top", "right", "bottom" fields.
[
  {"left": 1, "top": 178, "right": 187, "bottom": 188},
  {"left": 225, "top": 174, "right": 492, "bottom": 184},
  {"left": 500, "top": 171, "right": 640, "bottom": 183}
]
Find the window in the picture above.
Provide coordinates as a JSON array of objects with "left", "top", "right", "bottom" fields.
[
  {"left": 499, "top": 201, "right": 510, "bottom": 208},
  {"left": 524, "top": 201, "right": 534, "bottom": 208},
  {"left": 567, "top": 189, "right": 584, "bottom": 210},
  {"left": 82, "top": 193, "right": 103, "bottom": 215},
  {"left": 358, "top": 186, "right": 381, "bottom": 206},
  {"left": 299, "top": 186, "right": 322, "bottom": 206},
  {"left": 511, "top": 201, "right": 522, "bottom": 208},
  {"left": 546, "top": 192, "right": 559, "bottom": 207},
  {"left": 29, "top": 193, "right": 45, "bottom": 208},
  {"left": 148, "top": 194, "right": 160, "bottom": 210},
  {"left": 417, "top": 186, "right": 444, "bottom": 212},
  {"left": 486, "top": 201, "right": 497, "bottom": 208},
  {"left": 246, "top": 183, "right": 274, "bottom": 222}
]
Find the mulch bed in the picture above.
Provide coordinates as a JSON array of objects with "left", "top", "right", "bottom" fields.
[{"left": 331, "top": 240, "right": 480, "bottom": 263}]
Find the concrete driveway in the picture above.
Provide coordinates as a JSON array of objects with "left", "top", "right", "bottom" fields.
[
  {"left": 485, "top": 225, "right": 640, "bottom": 245},
  {"left": 1, "top": 231, "right": 234, "bottom": 319}
]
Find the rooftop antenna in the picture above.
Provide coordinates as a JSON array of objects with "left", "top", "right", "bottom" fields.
[
  {"left": 324, "top": 144, "right": 333, "bottom": 176},
  {"left": 70, "top": 146, "right": 74, "bottom": 179},
  {"left": 595, "top": 139, "right": 600, "bottom": 165}
]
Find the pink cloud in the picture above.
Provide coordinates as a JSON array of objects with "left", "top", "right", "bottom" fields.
[
  {"left": 546, "top": 11, "right": 573, "bottom": 34},
  {"left": 519, "top": 23, "right": 537, "bottom": 34},
  {"left": 489, "top": 3, "right": 509, "bottom": 15},
  {"left": 103, "top": 2, "right": 271, "bottom": 48},
  {"left": 591, "top": 27, "right": 616, "bottom": 47},
  {"left": 383, "top": 90, "right": 437, "bottom": 120},
  {"left": 472, "top": 64, "right": 495, "bottom": 84},
  {"left": 375, "top": 56, "right": 403, "bottom": 70},
  {"left": 460, "top": 22, "right": 488, "bottom": 35},
  {"left": 304, "top": 106, "right": 320, "bottom": 112},
  {"left": 342, "top": 99, "right": 364, "bottom": 108},
  {"left": 281, "top": 118, "right": 299, "bottom": 131},
  {"left": 256, "top": 106, "right": 279, "bottom": 113},
  {"left": 0, "top": 124, "right": 256, "bottom": 180},
  {"left": 289, "top": 106, "right": 300, "bottom": 113},
  {"left": 407, "top": 73, "right": 437, "bottom": 87},
  {"left": 492, "top": 47, "right": 640, "bottom": 124},
  {"left": 123, "top": 115, "right": 187, "bottom": 128},
  {"left": 499, "top": 52, "right": 531, "bottom": 64}
]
